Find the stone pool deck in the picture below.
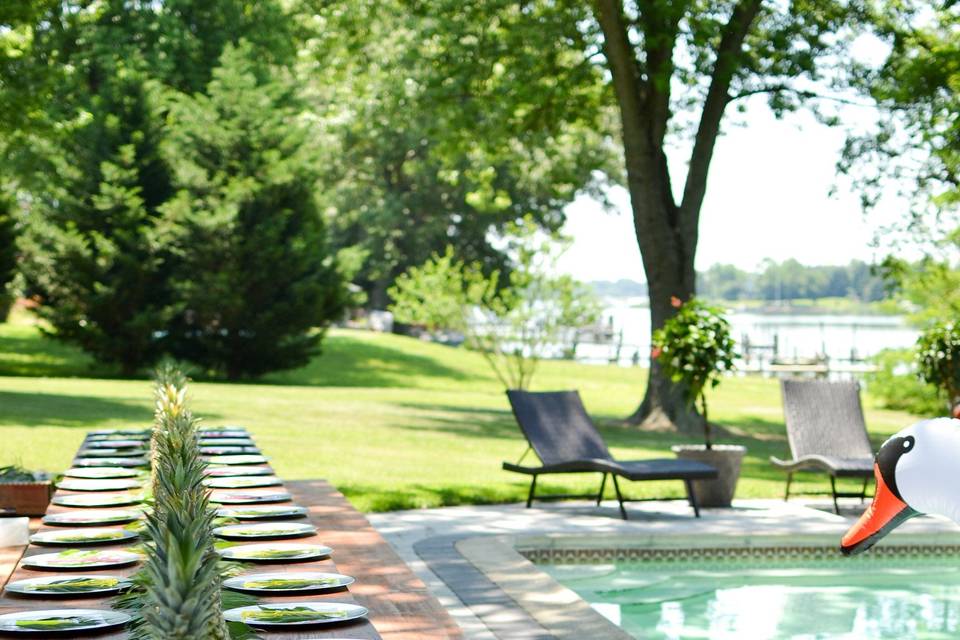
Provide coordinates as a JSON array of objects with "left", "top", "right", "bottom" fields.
[{"left": 368, "top": 498, "right": 960, "bottom": 640}]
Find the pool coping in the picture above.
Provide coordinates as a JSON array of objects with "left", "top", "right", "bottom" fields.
[{"left": 419, "top": 529, "right": 960, "bottom": 639}]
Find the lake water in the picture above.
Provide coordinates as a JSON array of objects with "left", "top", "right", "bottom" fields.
[{"left": 576, "top": 297, "right": 919, "bottom": 368}]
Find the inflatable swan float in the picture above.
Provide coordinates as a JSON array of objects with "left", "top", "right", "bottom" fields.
[{"left": 842, "top": 417, "right": 960, "bottom": 555}]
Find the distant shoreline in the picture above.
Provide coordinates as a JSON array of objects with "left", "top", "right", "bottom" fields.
[{"left": 615, "top": 296, "right": 905, "bottom": 317}]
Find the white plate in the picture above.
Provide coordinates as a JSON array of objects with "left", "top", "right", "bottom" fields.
[
  {"left": 30, "top": 527, "right": 138, "bottom": 546},
  {"left": 43, "top": 509, "right": 141, "bottom": 527},
  {"left": 216, "top": 505, "right": 308, "bottom": 520},
  {"left": 206, "top": 454, "right": 268, "bottom": 465},
  {"left": 209, "top": 491, "right": 291, "bottom": 505},
  {"left": 213, "top": 522, "right": 316, "bottom": 540},
  {"left": 88, "top": 428, "right": 149, "bottom": 436},
  {"left": 73, "top": 457, "right": 148, "bottom": 468},
  {"left": 83, "top": 440, "right": 145, "bottom": 449},
  {"left": 218, "top": 542, "right": 332, "bottom": 563},
  {"left": 223, "top": 572, "right": 354, "bottom": 594},
  {"left": 52, "top": 493, "right": 142, "bottom": 508},
  {"left": 22, "top": 549, "right": 140, "bottom": 570},
  {"left": 77, "top": 448, "right": 149, "bottom": 458},
  {"left": 57, "top": 478, "right": 142, "bottom": 492},
  {"left": 63, "top": 467, "right": 140, "bottom": 479},
  {"left": 204, "top": 476, "right": 282, "bottom": 489},
  {"left": 199, "top": 438, "right": 255, "bottom": 446},
  {"left": 204, "top": 466, "right": 273, "bottom": 477},
  {"left": 0, "top": 608, "right": 131, "bottom": 634},
  {"left": 224, "top": 602, "right": 366, "bottom": 627},
  {"left": 4, "top": 575, "right": 133, "bottom": 597},
  {"left": 200, "top": 446, "right": 261, "bottom": 455}
]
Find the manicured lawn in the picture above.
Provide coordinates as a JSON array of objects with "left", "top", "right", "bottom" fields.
[{"left": 0, "top": 313, "right": 920, "bottom": 512}]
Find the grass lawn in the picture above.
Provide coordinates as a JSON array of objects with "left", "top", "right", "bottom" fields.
[{"left": 0, "top": 311, "right": 922, "bottom": 512}]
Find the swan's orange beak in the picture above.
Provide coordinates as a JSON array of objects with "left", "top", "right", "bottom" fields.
[{"left": 841, "top": 463, "right": 916, "bottom": 556}]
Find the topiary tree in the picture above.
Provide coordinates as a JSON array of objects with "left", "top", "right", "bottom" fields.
[
  {"left": 916, "top": 322, "right": 960, "bottom": 415},
  {"left": 160, "top": 43, "right": 347, "bottom": 379},
  {"left": 652, "top": 297, "right": 736, "bottom": 449}
]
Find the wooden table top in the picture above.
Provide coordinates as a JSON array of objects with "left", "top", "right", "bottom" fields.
[{"left": 0, "top": 437, "right": 461, "bottom": 639}]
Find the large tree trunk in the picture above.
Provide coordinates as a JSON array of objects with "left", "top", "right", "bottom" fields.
[{"left": 593, "top": 0, "right": 762, "bottom": 435}]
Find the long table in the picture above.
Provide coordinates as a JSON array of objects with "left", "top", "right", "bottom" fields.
[{"left": 0, "top": 432, "right": 461, "bottom": 639}]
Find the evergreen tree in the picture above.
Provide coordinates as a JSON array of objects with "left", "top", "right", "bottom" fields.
[
  {"left": 18, "top": 66, "right": 176, "bottom": 374},
  {"left": 162, "top": 44, "right": 346, "bottom": 379}
]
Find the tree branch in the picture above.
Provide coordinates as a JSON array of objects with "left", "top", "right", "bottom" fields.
[
  {"left": 729, "top": 84, "right": 875, "bottom": 107},
  {"left": 679, "top": 0, "right": 764, "bottom": 233}
]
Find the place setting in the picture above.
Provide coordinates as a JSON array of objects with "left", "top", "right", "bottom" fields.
[
  {"left": 76, "top": 447, "right": 150, "bottom": 458},
  {"left": 72, "top": 456, "right": 149, "bottom": 468},
  {"left": 200, "top": 445, "right": 262, "bottom": 455},
  {"left": 223, "top": 602, "right": 368, "bottom": 628},
  {"left": 208, "top": 490, "right": 292, "bottom": 505},
  {"left": 215, "top": 505, "right": 308, "bottom": 520},
  {"left": 223, "top": 571, "right": 354, "bottom": 594},
  {"left": 3, "top": 575, "right": 133, "bottom": 597},
  {"left": 205, "top": 454, "right": 269, "bottom": 466},
  {"left": 56, "top": 477, "right": 142, "bottom": 492},
  {"left": 30, "top": 527, "right": 138, "bottom": 547},
  {"left": 21, "top": 548, "right": 141, "bottom": 571},
  {"left": 204, "top": 465, "right": 274, "bottom": 478},
  {"left": 42, "top": 509, "right": 142, "bottom": 527},
  {"left": 213, "top": 522, "right": 316, "bottom": 540},
  {"left": 218, "top": 542, "right": 333, "bottom": 563},
  {"left": 62, "top": 466, "right": 141, "bottom": 479},
  {"left": 0, "top": 609, "right": 132, "bottom": 634},
  {"left": 203, "top": 475, "right": 282, "bottom": 489},
  {"left": 52, "top": 492, "right": 143, "bottom": 508}
]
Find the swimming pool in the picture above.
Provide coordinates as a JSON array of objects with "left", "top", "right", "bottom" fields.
[{"left": 540, "top": 550, "right": 960, "bottom": 639}]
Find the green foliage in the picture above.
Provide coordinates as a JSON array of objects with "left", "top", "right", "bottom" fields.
[
  {"left": 0, "top": 464, "right": 37, "bottom": 482},
  {"left": 389, "top": 221, "right": 600, "bottom": 389},
  {"left": 18, "top": 66, "right": 176, "bottom": 375},
  {"left": 698, "top": 259, "right": 888, "bottom": 303},
  {"left": 652, "top": 298, "right": 736, "bottom": 447},
  {"left": 312, "top": 1, "right": 617, "bottom": 307},
  {"left": 917, "top": 321, "right": 960, "bottom": 408},
  {"left": 867, "top": 348, "right": 943, "bottom": 416},
  {"left": 0, "top": 194, "right": 16, "bottom": 319},
  {"left": 160, "top": 43, "right": 347, "bottom": 379}
]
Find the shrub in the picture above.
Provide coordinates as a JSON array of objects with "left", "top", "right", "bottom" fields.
[
  {"left": 867, "top": 348, "right": 943, "bottom": 416},
  {"left": 916, "top": 321, "right": 960, "bottom": 412},
  {"left": 652, "top": 297, "right": 736, "bottom": 448}
]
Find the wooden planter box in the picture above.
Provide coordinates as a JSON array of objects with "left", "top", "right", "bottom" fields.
[{"left": 0, "top": 481, "right": 53, "bottom": 516}]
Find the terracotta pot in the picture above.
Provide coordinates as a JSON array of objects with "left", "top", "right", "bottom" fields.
[
  {"left": 0, "top": 481, "right": 53, "bottom": 516},
  {"left": 671, "top": 444, "right": 746, "bottom": 508}
]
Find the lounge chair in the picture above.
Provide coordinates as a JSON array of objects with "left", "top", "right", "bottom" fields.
[
  {"left": 502, "top": 390, "right": 718, "bottom": 519},
  {"left": 771, "top": 379, "right": 875, "bottom": 513}
]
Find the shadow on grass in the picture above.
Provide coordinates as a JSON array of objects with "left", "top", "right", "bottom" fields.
[
  {"left": 0, "top": 332, "right": 118, "bottom": 378},
  {"left": 0, "top": 390, "right": 158, "bottom": 428},
  {"left": 261, "top": 336, "right": 484, "bottom": 388}
]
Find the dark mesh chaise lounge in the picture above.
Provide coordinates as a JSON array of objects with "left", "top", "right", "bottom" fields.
[
  {"left": 502, "top": 390, "right": 718, "bottom": 519},
  {"left": 771, "top": 379, "right": 875, "bottom": 513}
]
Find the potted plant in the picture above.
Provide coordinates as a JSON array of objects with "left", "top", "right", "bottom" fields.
[
  {"left": 0, "top": 465, "right": 53, "bottom": 516},
  {"left": 652, "top": 296, "right": 743, "bottom": 507}
]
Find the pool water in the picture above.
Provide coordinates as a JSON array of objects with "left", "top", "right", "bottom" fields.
[{"left": 541, "top": 555, "right": 960, "bottom": 639}]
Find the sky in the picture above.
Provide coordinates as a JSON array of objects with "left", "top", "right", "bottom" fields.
[{"left": 556, "top": 104, "right": 910, "bottom": 282}]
